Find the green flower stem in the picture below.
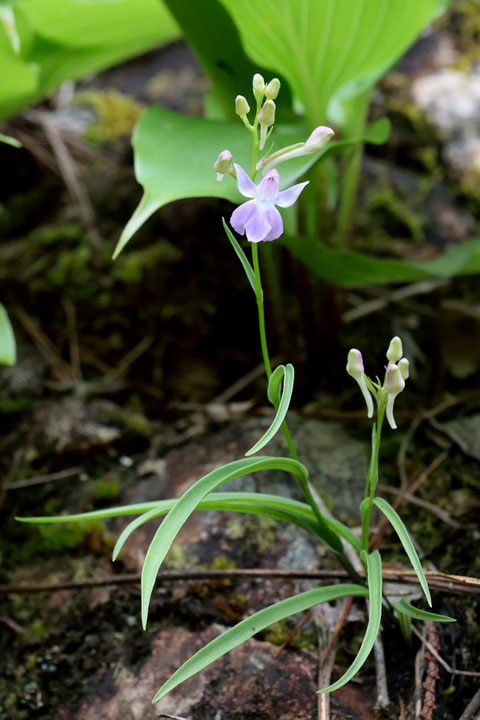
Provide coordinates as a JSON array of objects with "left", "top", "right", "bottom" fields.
[{"left": 361, "top": 399, "right": 386, "bottom": 551}]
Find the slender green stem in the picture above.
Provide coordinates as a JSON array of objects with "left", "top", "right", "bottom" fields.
[
  {"left": 361, "top": 398, "right": 386, "bottom": 550},
  {"left": 251, "top": 243, "right": 272, "bottom": 379}
]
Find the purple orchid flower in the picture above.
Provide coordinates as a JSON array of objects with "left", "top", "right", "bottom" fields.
[{"left": 230, "top": 163, "right": 308, "bottom": 243}]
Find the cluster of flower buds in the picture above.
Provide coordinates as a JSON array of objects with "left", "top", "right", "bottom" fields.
[
  {"left": 346, "top": 337, "right": 409, "bottom": 430},
  {"left": 213, "top": 73, "right": 335, "bottom": 185}
]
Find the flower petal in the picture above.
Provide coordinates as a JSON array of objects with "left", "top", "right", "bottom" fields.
[
  {"left": 256, "top": 169, "right": 279, "bottom": 203},
  {"left": 244, "top": 204, "right": 271, "bottom": 243},
  {"left": 230, "top": 200, "right": 256, "bottom": 235},
  {"left": 276, "top": 181, "right": 309, "bottom": 208},
  {"left": 261, "top": 207, "right": 283, "bottom": 242},
  {"left": 233, "top": 164, "right": 257, "bottom": 198}
]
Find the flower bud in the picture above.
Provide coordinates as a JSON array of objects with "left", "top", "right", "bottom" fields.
[
  {"left": 258, "top": 99, "right": 276, "bottom": 149},
  {"left": 265, "top": 78, "right": 281, "bottom": 100},
  {"left": 384, "top": 363, "right": 405, "bottom": 430},
  {"left": 346, "top": 349, "right": 374, "bottom": 419},
  {"left": 346, "top": 348, "right": 364, "bottom": 379},
  {"left": 235, "top": 95, "right": 250, "bottom": 117},
  {"left": 252, "top": 73, "right": 265, "bottom": 102},
  {"left": 213, "top": 150, "right": 233, "bottom": 182},
  {"left": 398, "top": 358, "right": 409, "bottom": 380},
  {"left": 386, "top": 336, "right": 403, "bottom": 363},
  {"left": 305, "top": 126, "right": 335, "bottom": 152}
]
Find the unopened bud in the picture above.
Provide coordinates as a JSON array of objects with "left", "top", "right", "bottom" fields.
[
  {"left": 305, "top": 126, "right": 335, "bottom": 152},
  {"left": 235, "top": 95, "right": 250, "bottom": 117},
  {"left": 386, "top": 336, "right": 403, "bottom": 363},
  {"left": 258, "top": 99, "right": 276, "bottom": 150},
  {"left": 265, "top": 78, "right": 281, "bottom": 100},
  {"left": 347, "top": 349, "right": 373, "bottom": 419},
  {"left": 252, "top": 73, "right": 265, "bottom": 102},
  {"left": 346, "top": 349, "right": 364, "bottom": 379},
  {"left": 385, "top": 363, "right": 405, "bottom": 430},
  {"left": 398, "top": 358, "right": 409, "bottom": 380},
  {"left": 213, "top": 150, "right": 233, "bottom": 181}
]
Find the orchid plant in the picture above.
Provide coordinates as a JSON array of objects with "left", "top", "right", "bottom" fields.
[{"left": 18, "top": 74, "right": 454, "bottom": 705}]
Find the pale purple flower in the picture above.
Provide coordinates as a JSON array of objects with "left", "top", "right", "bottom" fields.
[{"left": 230, "top": 163, "right": 308, "bottom": 243}]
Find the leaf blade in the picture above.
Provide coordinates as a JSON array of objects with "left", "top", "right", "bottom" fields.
[
  {"left": 374, "top": 497, "right": 431, "bottom": 606},
  {"left": 393, "top": 598, "right": 455, "bottom": 623},
  {"left": 153, "top": 583, "right": 368, "bottom": 702},
  {"left": 319, "top": 549, "right": 383, "bottom": 693},
  {"left": 222, "top": 217, "right": 256, "bottom": 292},
  {"left": 245, "top": 364, "right": 294, "bottom": 456},
  {"left": 0, "top": 303, "right": 16, "bottom": 365}
]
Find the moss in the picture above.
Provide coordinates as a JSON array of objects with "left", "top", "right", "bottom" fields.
[
  {"left": 35, "top": 519, "right": 103, "bottom": 553},
  {"left": 264, "top": 618, "right": 316, "bottom": 649},
  {"left": 92, "top": 475, "right": 120, "bottom": 501},
  {"left": 74, "top": 90, "right": 143, "bottom": 144}
]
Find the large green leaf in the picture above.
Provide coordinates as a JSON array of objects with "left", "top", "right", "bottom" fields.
[
  {"left": 219, "top": 0, "right": 443, "bottom": 128},
  {"left": 245, "top": 364, "right": 294, "bottom": 456},
  {"left": 281, "top": 236, "right": 480, "bottom": 288},
  {"left": 113, "top": 108, "right": 321, "bottom": 257},
  {"left": 0, "top": 0, "right": 180, "bottom": 120},
  {"left": 152, "top": 583, "right": 368, "bottom": 702},
  {"left": 319, "top": 550, "right": 383, "bottom": 693},
  {"left": 162, "top": 0, "right": 292, "bottom": 120},
  {"left": 374, "top": 497, "right": 431, "bottom": 606},
  {"left": 0, "top": 303, "right": 16, "bottom": 365},
  {"left": 139, "top": 456, "right": 343, "bottom": 628}
]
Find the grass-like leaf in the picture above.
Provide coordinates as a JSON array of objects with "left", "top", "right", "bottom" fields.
[
  {"left": 393, "top": 598, "right": 455, "bottom": 623},
  {"left": 222, "top": 218, "right": 256, "bottom": 292},
  {"left": 111, "top": 491, "right": 361, "bottom": 561},
  {"left": 374, "top": 497, "right": 431, "bottom": 607},
  {"left": 17, "top": 491, "right": 361, "bottom": 556},
  {"left": 319, "top": 550, "right": 382, "bottom": 694},
  {"left": 140, "top": 456, "right": 314, "bottom": 628},
  {"left": 245, "top": 364, "right": 294, "bottom": 456},
  {"left": 0, "top": 303, "right": 16, "bottom": 365},
  {"left": 152, "top": 582, "right": 368, "bottom": 703}
]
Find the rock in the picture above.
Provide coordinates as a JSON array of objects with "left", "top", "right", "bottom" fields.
[{"left": 431, "top": 413, "right": 480, "bottom": 461}]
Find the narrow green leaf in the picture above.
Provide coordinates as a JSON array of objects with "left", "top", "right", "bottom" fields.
[
  {"left": 18, "top": 492, "right": 361, "bottom": 555},
  {"left": 153, "top": 582, "right": 368, "bottom": 702},
  {"left": 0, "top": 132, "right": 21, "bottom": 148},
  {"left": 374, "top": 497, "right": 431, "bottom": 607},
  {"left": 393, "top": 598, "right": 455, "bottom": 623},
  {"left": 222, "top": 218, "right": 255, "bottom": 292},
  {"left": 319, "top": 550, "right": 382, "bottom": 694},
  {"left": 245, "top": 364, "right": 294, "bottom": 456},
  {"left": 140, "top": 456, "right": 310, "bottom": 628},
  {"left": 0, "top": 303, "right": 16, "bottom": 365}
]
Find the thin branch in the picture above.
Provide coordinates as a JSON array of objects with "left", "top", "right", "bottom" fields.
[
  {"left": 8, "top": 466, "right": 83, "bottom": 491},
  {"left": 458, "top": 688, "right": 480, "bottom": 720},
  {"left": 1, "top": 568, "right": 479, "bottom": 595},
  {"left": 412, "top": 625, "right": 480, "bottom": 678}
]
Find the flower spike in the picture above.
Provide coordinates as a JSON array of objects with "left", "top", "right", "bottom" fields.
[{"left": 346, "top": 349, "right": 374, "bottom": 419}]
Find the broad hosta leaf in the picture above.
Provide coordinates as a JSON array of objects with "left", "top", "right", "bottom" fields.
[
  {"left": 281, "top": 236, "right": 480, "bottom": 288},
  {"left": 0, "top": 0, "right": 180, "bottom": 120},
  {"left": 393, "top": 598, "right": 455, "bottom": 623},
  {"left": 152, "top": 583, "right": 368, "bottom": 702},
  {"left": 0, "top": 303, "right": 16, "bottom": 365},
  {"left": 245, "top": 364, "right": 294, "bottom": 456},
  {"left": 162, "top": 0, "right": 291, "bottom": 121},
  {"left": 374, "top": 497, "right": 431, "bottom": 606},
  {"left": 319, "top": 550, "right": 383, "bottom": 694},
  {"left": 220, "top": 0, "right": 443, "bottom": 128},
  {"left": 140, "top": 456, "right": 315, "bottom": 628},
  {"left": 114, "top": 108, "right": 321, "bottom": 257}
]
